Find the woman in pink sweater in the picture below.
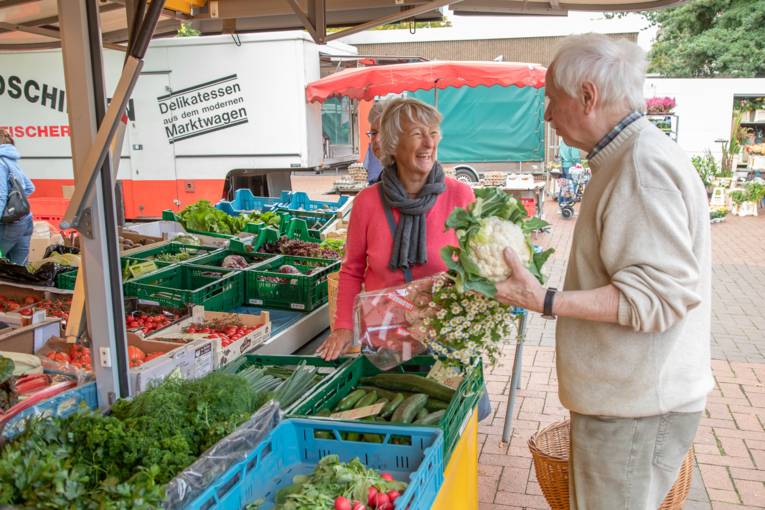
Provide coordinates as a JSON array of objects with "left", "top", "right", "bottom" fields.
[{"left": 317, "top": 98, "right": 475, "bottom": 360}]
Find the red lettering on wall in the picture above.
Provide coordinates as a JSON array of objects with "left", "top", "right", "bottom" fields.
[{"left": 0, "top": 125, "right": 70, "bottom": 138}]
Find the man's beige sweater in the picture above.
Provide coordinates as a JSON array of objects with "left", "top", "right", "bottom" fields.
[{"left": 556, "top": 117, "right": 714, "bottom": 417}]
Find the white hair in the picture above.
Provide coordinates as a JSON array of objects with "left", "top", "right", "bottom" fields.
[
  {"left": 550, "top": 33, "right": 647, "bottom": 112},
  {"left": 379, "top": 97, "right": 442, "bottom": 167}
]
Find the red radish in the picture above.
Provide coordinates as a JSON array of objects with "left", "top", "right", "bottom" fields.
[
  {"left": 380, "top": 473, "right": 394, "bottom": 482},
  {"left": 367, "top": 487, "right": 378, "bottom": 507},
  {"left": 387, "top": 490, "right": 400, "bottom": 503},
  {"left": 334, "top": 496, "right": 351, "bottom": 510},
  {"left": 351, "top": 502, "right": 366, "bottom": 510},
  {"left": 374, "top": 493, "right": 391, "bottom": 508}
]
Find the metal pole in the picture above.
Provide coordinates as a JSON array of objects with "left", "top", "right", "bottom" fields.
[
  {"left": 502, "top": 310, "right": 528, "bottom": 444},
  {"left": 59, "top": 0, "right": 130, "bottom": 404}
]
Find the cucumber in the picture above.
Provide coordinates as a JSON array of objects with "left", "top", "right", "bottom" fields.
[
  {"left": 360, "top": 374, "right": 455, "bottom": 402},
  {"left": 335, "top": 389, "right": 366, "bottom": 411},
  {"left": 414, "top": 409, "right": 446, "bottom": 425},
  {"left": 316, "top": 408, "right": 331, "bottom": 417},
  {"left": 391, "top": 393, "right": 428, "bottom": 424},
  {"left": 380, "top": 393, "right": 405, "bottom": 419},
  {"left": 355, "top": 390, "right": 378, "bottom": 408},
  {"left": 357, "top": 386, "right": 404, "bottom": 401},
  {"left": 415, "top": 407, "right": 429, "bottom": 421},
  {"left": 347, "top": 432, "right": 361, "bottom": 441},
  {"left": 362, "top": 433, "right": 383, "bottom": 443},
  {"left": 424, "top": 399, "right": 450, "bottom": 412},
  {"left": 314, "top": 430, "right": 333, "bottom": 439}
]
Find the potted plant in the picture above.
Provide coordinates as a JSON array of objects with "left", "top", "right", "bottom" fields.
[
  {"left": 691, "top": 151, "right": 719, "bottom": 196},
  {"left": 645, "top": 96, "right": 677, "bottom": 115}
]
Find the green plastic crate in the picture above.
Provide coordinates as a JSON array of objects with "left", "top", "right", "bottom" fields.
[
  {"left": 124, "top": 264, "right": 244, "bottom": 311},
  {"left": 55, "top": 268, "right": 78, "bottom": 290},
  {"left": 55, "top": 258, "right": 174, "bottom": 290},
  {"left": 289, "top": 355, "right": 484, "bottom": 463},
  {"left": 128, "top": 242, "right": 220, "bottom": 264},
  {"left": 244, "top": 255, "right": 340, "bottom": 311},
  {"left": 189, "top": 249, "right": 276, "bottom": 270},
  {"left": 227, "top": 354, "right": 353, "bottom": 413}
]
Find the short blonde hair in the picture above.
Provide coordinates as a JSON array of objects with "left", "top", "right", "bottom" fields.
[
  {"left": 368, "top": 100, "right": 385, "bottom": 126},
  {"left": 379, "top": 97, "right": 442, "bottom": 167}
]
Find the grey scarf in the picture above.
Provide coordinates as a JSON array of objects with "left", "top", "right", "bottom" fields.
[{"left": 380, "top": 162, "right": 446, "bottom": 270}]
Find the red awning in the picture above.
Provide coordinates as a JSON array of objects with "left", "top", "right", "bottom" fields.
[{"left": 305, "top": 60, "right": 547, "bottom": 103}]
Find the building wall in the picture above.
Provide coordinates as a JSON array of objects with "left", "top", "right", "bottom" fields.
[
  {"left": 645, "top": 78, "right": 765, "bottom": 161},
  {"left": 353, "top": 33, "right": 638, "bottom": 67}
]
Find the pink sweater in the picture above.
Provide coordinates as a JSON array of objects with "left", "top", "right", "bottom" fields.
[{"left": 334, "top": 178, "right": 475, "bottom": 330}]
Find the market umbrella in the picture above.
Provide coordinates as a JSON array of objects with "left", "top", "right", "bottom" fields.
[{"left": 305, "top": 60, "right": 546, "bottom": 103}]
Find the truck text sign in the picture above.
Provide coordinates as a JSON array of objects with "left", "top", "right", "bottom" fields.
[{"left": 157, "top": 74, "right": 248, "bottom": 144}]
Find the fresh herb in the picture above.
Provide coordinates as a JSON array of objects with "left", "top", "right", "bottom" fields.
[
  {"left": 0, "top": 356, "right": 16, "bottom": 411},
  {"left": 0, "top": 372, "right": 269, "bottom": 508}
]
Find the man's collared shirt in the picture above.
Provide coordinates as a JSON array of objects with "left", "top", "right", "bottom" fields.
[{"left": 587, "top": 111, "right": 644, "bottom": 161}]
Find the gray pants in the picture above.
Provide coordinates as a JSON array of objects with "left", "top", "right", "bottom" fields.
[{"left": 569, "top": 411, "right": 702, "bottom": 510}]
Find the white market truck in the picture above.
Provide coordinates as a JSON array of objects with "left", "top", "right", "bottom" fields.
[{"left": 0, "top": 32, "right": 359, "bottom": 220}]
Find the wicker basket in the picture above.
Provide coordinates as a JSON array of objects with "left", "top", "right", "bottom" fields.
[
  {"left": 327, "top": 271, "right": 340, "bottom": 331},
  {"left": 528, "top": 420, "right": 694, "bottom": 510}
]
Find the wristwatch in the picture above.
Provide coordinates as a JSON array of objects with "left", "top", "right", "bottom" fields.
[{"left": 542, "top": 287, "right": 558, "bottom": 320}]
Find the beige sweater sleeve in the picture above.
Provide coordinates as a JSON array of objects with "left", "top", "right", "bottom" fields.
[{"left": 599, "top": 142, "right": 702, "bottom": 333}]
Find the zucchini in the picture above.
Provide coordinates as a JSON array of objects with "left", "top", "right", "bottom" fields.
[
  {"left": 415, "top": 408, "right": 429, "bottom": 422},
  {"left": 347, "top": 432, "right": 361, "bottom": 441},
  {"left": 380, "top": 393, "right": 405, "bottom": 419},
  {"left": 414, "top": 409, "right": 446, "bottom": 425},
  {"left": 314, "top": 430, "right": 333, "bottom": 439},
  {"left": 316, "top": 408, "right": 331, "bottom": 417},
  {"left": 362, "top": 433, "right": 383, "bottom": 443},
  {"left": 391, "top": 393, "right": 428, "bottom": 424},
  {"left": 335, "top": 389, "right": 366, "bottom": 411},
  {"left": 424, "top": 399, "right": 450, "bottom": 412},
  {"left": 355, "top": 390, "right": 378, "bottom": 408},
  {"left": 360, "top": 374, "right": 455, "bottom": 402},
  {"left": 373, "top": 399, "right": 388, "bottom": 415}
]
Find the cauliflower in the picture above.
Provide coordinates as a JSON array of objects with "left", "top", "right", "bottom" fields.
[{"left": 468, "top": 216, "right": 531, "bottom": 282}]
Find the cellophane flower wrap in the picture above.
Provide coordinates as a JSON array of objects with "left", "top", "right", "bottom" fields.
[{"left": 355, "top": 188, "right": 553, "bottom": 369}]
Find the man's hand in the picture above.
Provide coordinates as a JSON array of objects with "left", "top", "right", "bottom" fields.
[
  {"left": 495, "top": 248, "right": 546, "bottom": 313},
  {"left": 316, "top": 328, "right": 353, "bottom": 361}
]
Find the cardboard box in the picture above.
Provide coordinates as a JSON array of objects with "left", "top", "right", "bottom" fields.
[
  {"left": 62, "top": 185, "right": 75, "bottom": 200},
  {"left": 0, "top": 319, "right": 62, "bottom": 354},
  {"left": 146, "top": 307, "right": 271, "bottom": 368},
  {"left": 36, "top": 333, "right": 214, "bottom": 393},
  {"left": 131, "top": 333, "right": 215, "bottom": 393}
]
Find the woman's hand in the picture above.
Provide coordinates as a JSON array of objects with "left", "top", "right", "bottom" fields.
[{"left": 316, "top": 328, "right": 353, "bottom": 361}]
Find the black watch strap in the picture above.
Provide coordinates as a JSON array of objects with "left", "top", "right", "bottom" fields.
[{"left": 543, "top": 287, "right": 558, "bottom": 319}]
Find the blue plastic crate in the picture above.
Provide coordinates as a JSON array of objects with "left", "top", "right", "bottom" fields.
[
  {"left": 185, "top": 418, "right": 444, "bottom": 510},
  {"left": 1, "top": 382, "right": 98, "bottom": 439},
  {"left": 284, "top": 191, "right": 349, "bottom": 212},
  {"left": 216, "top": 190, "right": 292, "bottom": 216}
]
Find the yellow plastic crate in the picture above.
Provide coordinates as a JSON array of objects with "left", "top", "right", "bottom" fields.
[{"left": 432, "top": 407, "right": 479, "bottom": 510}]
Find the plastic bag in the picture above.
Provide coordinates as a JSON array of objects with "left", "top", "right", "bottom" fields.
[
  {"left": 43, "top": 244, "right": 80, "bottom": 258},
  {"left": 163, "top": 401, "right": 282, "bottom": 509},
  {"left": 354, "top": 275, "right": 439, "bottom": 370},
  {"left": 0, "top": 260, "right": 69, "bottom": 287}
]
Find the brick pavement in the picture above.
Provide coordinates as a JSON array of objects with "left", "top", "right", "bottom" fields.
[{"left": 479, "top": 200, "right": 765, "bottom": 510}]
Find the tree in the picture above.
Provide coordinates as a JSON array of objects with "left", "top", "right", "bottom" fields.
[{"left": 647, "top": 0, "right": 765, "bottom": 77}]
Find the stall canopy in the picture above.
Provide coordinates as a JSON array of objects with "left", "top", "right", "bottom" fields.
[
  {"left": 1, "top": 0, "right": 688, "bottom": 49},
  {"left": 305, "top": 60, "right": 546, "bottom": 103}
]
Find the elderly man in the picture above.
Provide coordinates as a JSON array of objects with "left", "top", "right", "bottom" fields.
[{"left": 496, "top": 34, "right": 713, "bottom": 509}]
